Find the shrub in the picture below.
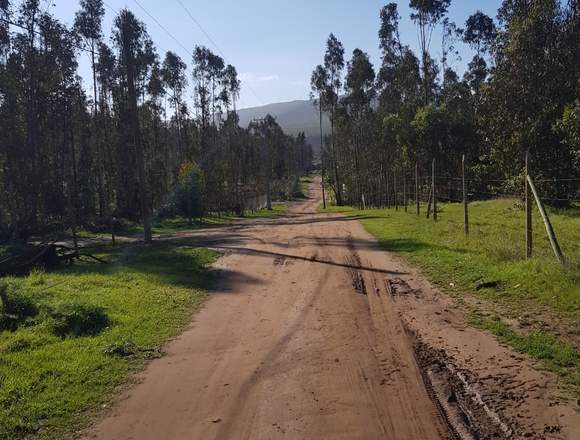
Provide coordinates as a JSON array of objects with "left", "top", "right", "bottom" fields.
[
  {"left": 47, "top": 303, "right": 110, "bottom": 337},
  {"left": 0, "top": 284, "right": 39, "bottom": 331}
]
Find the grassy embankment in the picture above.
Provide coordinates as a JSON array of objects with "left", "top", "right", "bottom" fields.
[
  {"left": 324, "top": 199, "right": 580, "bottom": 391},
  {"left": 0, "top": 242, "right": 219, "bottom": 440}
]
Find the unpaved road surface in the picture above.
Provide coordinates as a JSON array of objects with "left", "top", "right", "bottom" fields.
[{"left": 85, "top": 178, "right": 579, "bottom": 440}]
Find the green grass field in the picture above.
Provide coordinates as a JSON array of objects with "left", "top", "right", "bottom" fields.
[
  {"left": 0, "top": 243, "right": 218, "bottom": 440},
  {"left": 324, "top": 199, "right": 580, "bottom": 390}
]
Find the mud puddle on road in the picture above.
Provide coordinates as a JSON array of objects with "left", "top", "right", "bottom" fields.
[
  {"left": 410, "top": 330, "right": 513, "bottom": 440},
  {"left": 344, "top": 251, "right": 367, "bottom": 295},
  {"left": 381, "top": 277, "right": 514, "bottom": 439}
]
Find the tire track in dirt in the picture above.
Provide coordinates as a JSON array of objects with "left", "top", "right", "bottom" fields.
[{"left": 82, "top": 178, "right": 579, "bottom": 440}]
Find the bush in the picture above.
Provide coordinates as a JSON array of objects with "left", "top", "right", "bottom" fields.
[
  {"left": 175, "top": 161, "right": 205, "bottom": 220},
  {"left": 47, "top": 303, "right": 110, "bottom": 337},
  {"left": 0, "top": 284, "right": 39, "bottom": 331}
]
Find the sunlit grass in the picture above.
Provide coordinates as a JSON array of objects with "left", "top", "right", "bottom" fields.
[
  {"left": 325, "top": 199, "right": 580, "bottom": 316},
  {"left": 0, "top": 244, "right": 218, "bottom": 439}
]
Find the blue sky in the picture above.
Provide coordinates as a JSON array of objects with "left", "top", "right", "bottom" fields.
[{"left": 47, "top": 0, "right": 503, "bottom": 109}]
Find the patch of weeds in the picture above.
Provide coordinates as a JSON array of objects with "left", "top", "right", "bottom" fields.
[
  {"left": 27, "top": 269, "right": 47, "bottom": 286},
  {"left": 103, "top": 339, "right": 162, "bottom": 360},
  {"left": 46, "top": 303, "right": 110, "bottom": 338},
  {"left": 103, "top": 339, "right": 139, "bottom": 357}
]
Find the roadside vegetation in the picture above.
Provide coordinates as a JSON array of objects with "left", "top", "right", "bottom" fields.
[
  {"left": 0, "top": 243, "right": 218, "bottom": 439},
  {"left": 324, "top": 199, "right": 580, "bottom": 390}
]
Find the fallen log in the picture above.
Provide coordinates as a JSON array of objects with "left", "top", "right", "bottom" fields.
[{"left": 0, "top": 243, "right": 107, "bottom": 277}]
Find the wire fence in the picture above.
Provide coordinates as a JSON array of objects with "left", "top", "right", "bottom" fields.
[{"left": 359, "top": 155, "right": 580, "bottom": 268}]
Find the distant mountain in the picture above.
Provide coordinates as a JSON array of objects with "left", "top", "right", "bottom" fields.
[{"left": 237, "top": 99, "right": 330, "bottom": 151}]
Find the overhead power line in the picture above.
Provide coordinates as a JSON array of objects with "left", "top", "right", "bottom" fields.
[
  {"left": 0, "top": 16, "right": 91, "bottom": 54},
  {"left": 175, "top": 0, "right": 264, "bottom": 105},
  {"left": 132, "top": 0, "right": 190, "bottom": 57}
]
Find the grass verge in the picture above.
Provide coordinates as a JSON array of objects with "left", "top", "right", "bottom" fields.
[
  {"left": 0, "top": 243, "right": 218, "bottom": 439},
  {"left": 469, "top": 314, "right": 579, "bottom": 390}
]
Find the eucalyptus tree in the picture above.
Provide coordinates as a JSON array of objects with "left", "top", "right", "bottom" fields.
[
  {"left": 208, "top": 51, "right": 224, "bottom": 125},
  {"left": 323, "top": 33, "right": 345, "bottom": 205},
  {"left": 249, "top": 114, "right": 283, "bottom": 210},
  {"left": 74, "top": 0, "right": 105, "bottom": 215},
  {"left": 440, "top": 18, "right": 462, "bottom": 81},
  {"left": 74, "top": 0, "right": 104, "bottom": 115},
  {"left": 0, "top": 0, "right": 9, "bottom": 59},
  {"left": 464, "top": 11, "right": 496, "bottom": 59},
  {"left": 222, "top": 63, "right": 240, "bottom": 115},
  {"left": 343, "top": 49, "right": 376, "bottom": 207},
  {"left": 192, "top": 45, "right": 212, "bottom": 140},
  {"left": 162, "top": 51, "right": 187, "bottom": 150},
  {"left": 479, "top": 0, "right": 577, "bottom": 196},
  {"left": 409, "top": 0, "right": 451, "bottom": 104},
  {"left": 310, "top": 64, "right": 329, "bottom": 205},
  {"left": 463, "top": 11, "right": 495, "bottom": 100},
  {"left": 377, "top": 2, "right": 403, "bottom": 113},
  {"left": 113, "top": 8, "right": 152, "bottom": 242}
]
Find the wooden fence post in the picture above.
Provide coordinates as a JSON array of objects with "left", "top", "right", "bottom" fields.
[
  {"left": 415, "top": 162, "right": 420, "bottom": 215},
  {"left": 426, "top": 188, "right": 432, "bottom": 219},
  {"left": 385, "top": 173, "right": 391, "bottom": 209},
  {"left": 462, "top": 155, "right": 469, "bottom": 235},
  {"left": 525, "top": 150, "right": 533, "bottom": 258},
  {"left": 432, "top": 158, "right": 437, "bottom": 221},
  {"left": 527, "top": 176, "right": 565, "bottom": 265},
  {"left": 321, "top": 169, "right": 327, "bottom": 209},
  {"left": 394, "top": 170, "right": 398, "bottom": 211},
  {"left": 403, "top": 168, "right": 408, "bottom": 212}
]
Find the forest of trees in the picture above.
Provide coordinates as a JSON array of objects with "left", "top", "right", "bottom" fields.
[
  {"left": 0, "top": 0, "right": 312, "bottom": 242},
  {"left": 311, "top": 0, "right": 579, "bottom": 209}
]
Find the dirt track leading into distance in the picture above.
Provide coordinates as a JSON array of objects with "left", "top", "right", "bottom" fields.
[{"left": 84, "top": 178, "right": 580, "bottom": 440}]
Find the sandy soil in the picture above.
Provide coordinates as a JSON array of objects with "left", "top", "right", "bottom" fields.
[{"left": 83, "top": 178, "right": 579, "bottom": 440}]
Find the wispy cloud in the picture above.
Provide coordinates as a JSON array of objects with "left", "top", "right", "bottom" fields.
[{"left": 239, "top": 72, "right": 280, "bottom": 83}]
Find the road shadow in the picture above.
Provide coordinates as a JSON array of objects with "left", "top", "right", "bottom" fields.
[
  {"left": 210, "top": 268, "right": 265, "bottom": 294},
  {"left": 209, "top": 245, "right": 408, "bottom": 276}
]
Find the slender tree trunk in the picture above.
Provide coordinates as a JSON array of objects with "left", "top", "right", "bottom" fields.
[
  {"left": 331, "top": 107, "right": 343, "bottom": 205},
  {"left": 319, "top": 101, "right": 326, "bottom": 209},
  {"left": 123, "top": 22, "right": 152, "bottom": 243}
]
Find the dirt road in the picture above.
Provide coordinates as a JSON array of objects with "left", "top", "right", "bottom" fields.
[{"left": 85, "top": 178, "right": 579, "bottom": 440}]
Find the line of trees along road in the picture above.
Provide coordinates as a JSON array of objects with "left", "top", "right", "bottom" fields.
[
  {"left": 311, "top": 1, "right": 579, "bottom": 209},
  {"left": 0, "top": 0, "right": 312, "bottom": 242}
]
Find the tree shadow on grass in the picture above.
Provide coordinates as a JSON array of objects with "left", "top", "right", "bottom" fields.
[{"left": 49, "top": 243, "right": 220, "bottom": 291}]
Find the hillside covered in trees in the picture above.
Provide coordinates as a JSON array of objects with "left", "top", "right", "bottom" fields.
[
  {"left": 312, "top": 0, "right": 579, "bottom": 208},
  {"left": 0, "top": 0, "right": 312, "bottom": 244}
]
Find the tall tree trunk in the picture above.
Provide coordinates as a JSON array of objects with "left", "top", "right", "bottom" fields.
[
  {"left": 330, "top": 108, "right": 343, "bottom": 205},
  {"left": 122, "top": 22, "right": 152, "bottom": 243}
]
